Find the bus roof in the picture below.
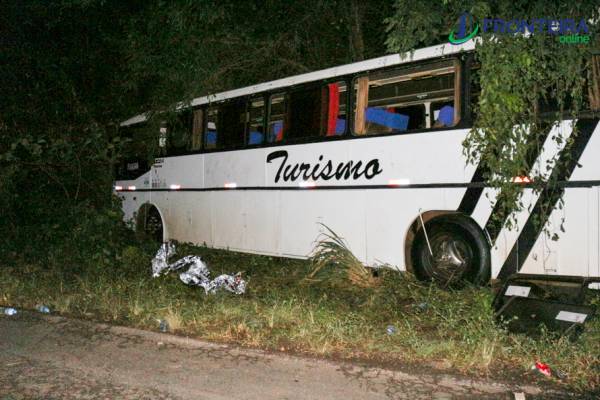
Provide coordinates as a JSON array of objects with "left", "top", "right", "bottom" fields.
[{"left": 120, "top": 41, "right": 475, "bottom": 127}]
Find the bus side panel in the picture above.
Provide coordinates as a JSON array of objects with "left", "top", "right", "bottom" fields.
[
  {"left": 346, "top": 129, "right": 475, "bottom": 185},
  {"left": 243, "top": 191, "right": 282, "bottom": 256},
  {"left": 115, "top": 171, "right": 152, "bottom": 222},
  {"left": 365, "top": 188, "right": 466, "bottom": 268},
  {"left": 278, "top": 190, "right": 367, "bottom": 260},
  {"left": 161, "top": 192, "right": 184, "bottom": 242},
  {"left": 166, "top": 192, "right": 213, "bottom": 247},
  {"left": 490, "top": 189, "right": 539, "bottom": 278},
  {"left": 520, "top": 120, "right": 600, "bottom": 277},
  {"left": 211, "top": 191, "right": 245, "bottom": 251},
  {"left": 119, "top": 188, "right": 144, "bottom": 223},
  {"left": 520, "top": 188, "right": 593, "bottom": 276},
  {"left": 159, "top": 155, "right": 204, "bottom": 188},
  {"left": 204, "top": 150, "right": 264, "bottom": 188},
  {"left": 488, "top": 121, "right": 576, "bottom": 278}
]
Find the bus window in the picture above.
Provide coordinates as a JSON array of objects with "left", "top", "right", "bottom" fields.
[
  {"left": 191, "top": 108, "right": 203, "bottom": 150},
  {"left": 354, "top": 59, "right": 460, "bottom": 135},
  {"left": 323, "top": 82, "right": 347, "bottom": 136},
  {"left": 220, "top": 100, "right": 246, "bottom": 149},
  {"left": 247, "top": 98, "right": 265, "bottom": 145},
  {"left": 268, "top": 93, "right": 287, "bottom": 143},
  {"left": 205, "top": 107, "right": 218, "bottom": 149},
  {"left": 287, "top": 85, "right": 323, "bottom": 141},
  {"left": 169, "top": 111, "right": 192, "bottom": 154},
  {"left": 116, "top": 124, "right": 152, "bottom": 180}
]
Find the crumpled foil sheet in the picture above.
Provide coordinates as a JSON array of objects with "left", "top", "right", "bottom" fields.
[
  {"left": 152, "top": 242, "right": 176, "bottom": 277},
  {"left": 151, "top": 242, "right": 246, "bottom": 295}
]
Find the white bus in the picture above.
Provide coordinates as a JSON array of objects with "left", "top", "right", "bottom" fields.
[{"left": 115, "top": 41, "right": 600, "bottom": 285}]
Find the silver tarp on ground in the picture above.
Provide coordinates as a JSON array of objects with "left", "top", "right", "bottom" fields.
[{"left": 151, "top": 242, "right": 246, "bottom": 295}]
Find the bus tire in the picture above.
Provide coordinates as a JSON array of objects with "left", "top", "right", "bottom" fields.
[{"left": 411, "top": 214, "right": 490, "bottom": 287}]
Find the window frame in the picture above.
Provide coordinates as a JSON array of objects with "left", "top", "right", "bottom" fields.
[
  {"left": 203, "top": 103, "right": 220, "bottom": 151},
  {"left": 351, "top": 57, "right": 463, "bottom": 137},
  {"left": 265, "top": 79, "right": 350, "bottom": 146},
  {"left": 191, "top": 107, "right": 203, "bottom": 151},
  {"left": 245, "top": 95, "right": 267, "bottom": 147},
  {"left": 266, "top": 91, "right": 288, "bottom": 144},
  {"left": 218, "top": 98, "right": 247, "bottom": 150}
]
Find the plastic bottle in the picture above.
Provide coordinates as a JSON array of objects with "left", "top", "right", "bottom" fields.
[
  {"left": 159, "top": 319, "right": 169, "bottom": 333},
  {"left": 37, "top": 305, "right": 51, "bottom": 314},
  {"left": 2, "top": 307, "right": 18, "bottom": 316}
]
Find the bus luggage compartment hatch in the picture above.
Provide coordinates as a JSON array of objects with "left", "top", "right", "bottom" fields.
[{"left": 493, "top": 274, "right": 599, "bottom": 338}]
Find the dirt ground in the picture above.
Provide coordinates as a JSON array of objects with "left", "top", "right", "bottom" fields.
[{"left": 0, "top": 312, "right": 579, "bottom": 399}]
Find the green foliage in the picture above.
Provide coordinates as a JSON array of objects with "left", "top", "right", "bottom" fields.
[
  {"left": 0, "top": 1, "right": 140, "bottom": 264},
  {"left": 386, "top": 1, "right": 600, "bottom": 233}
]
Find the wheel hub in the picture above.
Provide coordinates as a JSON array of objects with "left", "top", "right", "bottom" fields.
[{"left": 427, "top": 233, "right": 472, "bottom": 281}]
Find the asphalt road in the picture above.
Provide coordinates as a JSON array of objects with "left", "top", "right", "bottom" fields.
[{"left": 0, "top": 312, "right": 566, "bottom": 399}]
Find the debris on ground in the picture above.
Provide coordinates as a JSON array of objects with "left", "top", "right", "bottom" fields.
[
  {"left": 158, "top": 319, "right": 169, "bottom": 333},
  {"left": 151, "top": 242, "right": 246, "bottom": 295},
  {"left": 1, "top": 307, "right": 18, "bottom": 316},
  {"left": 553, "top": 369, "right": 567, "bottom": 380},
  {"left": 532, "top": 362, "right": 552, "bottom": 377},
  {"left": 36, "top": 305, "right": 50, "bottom": 314},
  {"left": 151, "top": 242, "right": 176, "bottom": 277},
  {"left": 531, "top": 361, "right": 568, "bottom": 380},
  {"left": 386, "top": 325, "right": 397, "bottom": 335},
  {"left": 176, "top": 256, "right": 210, "bottom": 285}
]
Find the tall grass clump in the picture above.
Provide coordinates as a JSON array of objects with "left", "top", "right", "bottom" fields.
[{"left": 306, "top": 224, "right": 378, "bottom": 288}]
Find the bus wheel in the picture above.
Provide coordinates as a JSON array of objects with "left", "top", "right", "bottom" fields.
[
  {"left": 137, "top": 204, "right": 164, "bottom": 243},
  {"left": 411, "top": 214, "right": 490, "bottom": 287}
]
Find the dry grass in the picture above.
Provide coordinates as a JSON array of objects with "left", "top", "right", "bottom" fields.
[{"left": 162, "top": 306, "right": 184, "bottom": 332}]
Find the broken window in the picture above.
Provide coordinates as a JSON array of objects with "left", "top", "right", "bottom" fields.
[
  {"left": 247, "top": 98, "right": 265, "bottom": 145},
  {"left": 286, "top": 85, "right": 323, "bottom": 141},
  {"left": 353, "top": 59, "right": 461, "bottom": 135},
  {"left": 219, "top": 100, "right": 246, "bottom": 149},
  {"left": 268, "top": 93, "right": 287, "bottom": 143},
  {"left": 322, "top": 82, "right": 347, "bottom": 136},
  {"left": 205, "top": 107, "right": 219, "bottom": 149},
  {"left": 168, "top": 110, "right": 192, "bottom": 154},
  {"left": 266, "top": 82, "right": 347, "bottom": 144}
]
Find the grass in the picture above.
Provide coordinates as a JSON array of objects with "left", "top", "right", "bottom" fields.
[
  {"left": 306, "top": 224, "right": 378, "bottom": 288},
  {"left": 1, "top": 241, "right": 599, "bottom": 394}
]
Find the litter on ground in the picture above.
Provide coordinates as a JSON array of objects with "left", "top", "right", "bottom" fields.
[
  {"left": 1, "top": 307, "right": 18, "bottom": 316},
  {"left": 151, "top": 242, "right": 246, "bottom": 295}
]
